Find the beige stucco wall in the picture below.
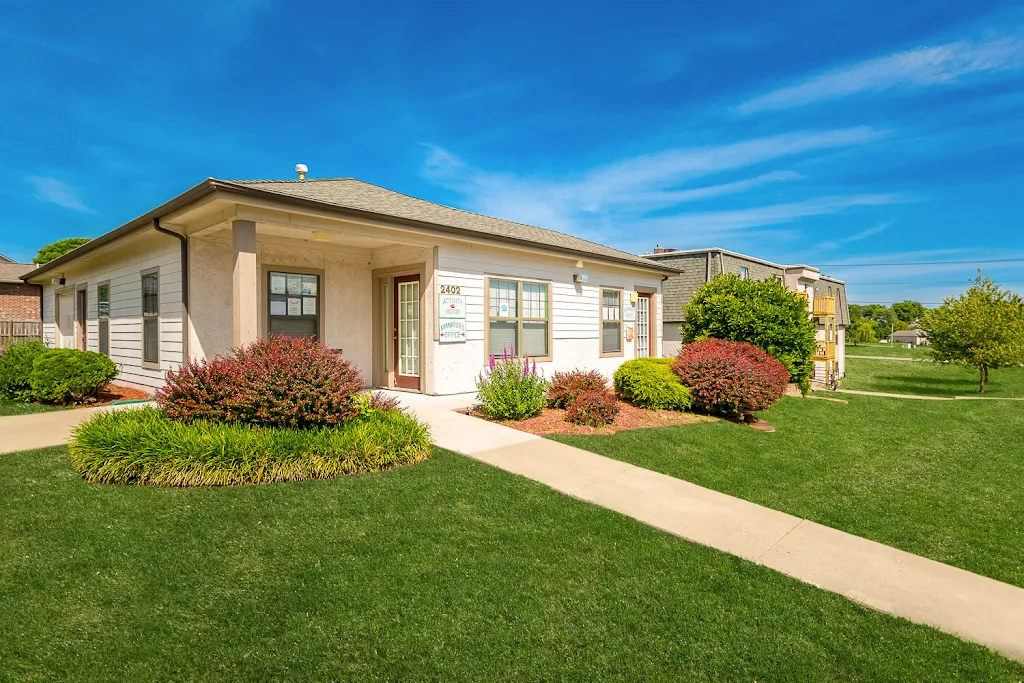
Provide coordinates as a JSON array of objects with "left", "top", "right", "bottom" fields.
[{"left": 188, "top": 235, "right": 375, "bottom": 377}]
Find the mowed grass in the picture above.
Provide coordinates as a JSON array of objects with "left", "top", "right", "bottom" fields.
[
  {"left": 552, "top": 395, "right": 1024, "bottom": 589},
  {"left": 0, "top": 400, "right": 70, "bottom": 417},
  {"left": 847, "top": 342, "right": 933, "bottom": 359},
  {"left": 3, "top": 447, "right": 1022, "bottom": 680},
  {"left": 842, "top": 357, "right": 1024, "bottom": 397}
]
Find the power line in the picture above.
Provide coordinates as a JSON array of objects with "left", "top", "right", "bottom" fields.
[
  {"left": 818, "top": 257, "right": 1024, "bottom": 268},
  {"left": 853, "top": 280, "right": 1024, "bottom": 286},
  {"left": 849, "top": 301, "right": 945, "bottom": 305}
]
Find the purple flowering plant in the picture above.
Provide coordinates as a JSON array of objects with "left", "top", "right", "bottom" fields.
[{"left": 475, "top": 346, "right": 549, "bottom": 420}]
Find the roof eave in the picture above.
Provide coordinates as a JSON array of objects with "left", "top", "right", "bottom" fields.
[{"left": 23, "top": 179, "right": 219, "bottom": 282}]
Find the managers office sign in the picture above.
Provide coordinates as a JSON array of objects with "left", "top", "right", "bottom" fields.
[{"left": 439, "top": 287, "right": 467, "bottom": 343}]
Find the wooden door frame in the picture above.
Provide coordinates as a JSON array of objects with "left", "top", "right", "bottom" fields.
[
  {"left": 76, "top": 288, "right": 88, "bottom": 351},
  {"left": 392, "top": 273, "right": 421, "bottom": 390}
]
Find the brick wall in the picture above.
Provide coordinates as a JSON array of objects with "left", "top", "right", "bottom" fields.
[{"left": 0, "top": 283, "right": 42, "bottom": 319}]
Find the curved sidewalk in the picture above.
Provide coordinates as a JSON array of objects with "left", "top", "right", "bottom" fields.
[
  {"left": 391, "top": 391, "right": 1024, "bottom": 663},
  {"left": 0, "top": 402, "right": 152, "bottom": 454}
]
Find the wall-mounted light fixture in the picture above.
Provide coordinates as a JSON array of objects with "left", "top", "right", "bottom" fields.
[{"left": 573, "top": 272, "right": 588, "bottom": 283}]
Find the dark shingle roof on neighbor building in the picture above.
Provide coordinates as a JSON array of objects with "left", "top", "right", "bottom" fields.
[
  {"left": 27, "top": 176, "right": 677, "bottom": 279},
  {"left": 223, "top": 178, "right": 674, "bottom": 272}
]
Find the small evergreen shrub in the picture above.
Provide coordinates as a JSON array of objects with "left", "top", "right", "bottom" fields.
[
  {"left": 672, "top": 339, "right": 789, "bottom": 417},
  {"left": 0, "top": 340, "right": 48, "bottom": 400},
  {"left": 565, "top": 389, "right": 619, "bottom": 427},
  {"left": 547, "top": 369, "right": 608, "bottom": 409},
  {"left": 156, "top": 335, "right": 364, "bottom": 428},
  {"left": 28, "top": 349, "right": 117, "bottom": 404},
  {"left": 476, "top": 351, "right": 548, "bottom": 420},
  {"left": 614, "top": 358, "right": 692, "bottom": 411}
]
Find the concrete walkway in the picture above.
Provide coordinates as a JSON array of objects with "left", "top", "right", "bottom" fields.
[
  {"left": 390, "top": 391, "right": 1024, "bottom": 662},
  {"left": 834, "top": 388, "right": 1024, "bottom": 401},
  {"left": 0, "top": 402, "right": 152, "bottom": 454}
]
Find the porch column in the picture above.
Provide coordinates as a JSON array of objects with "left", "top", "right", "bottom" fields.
[{"left": 232, "top": 220, "right": 258, "bottom": 347}]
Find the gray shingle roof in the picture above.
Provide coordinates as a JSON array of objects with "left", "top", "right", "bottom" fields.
[
  {"left": 0, "top": 262, "right": 36, "bottom": 283},
  {"left": 219, "top": 178, "right": 674, "bottom": 273}
]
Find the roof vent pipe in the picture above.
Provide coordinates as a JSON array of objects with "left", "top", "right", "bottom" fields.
[{"left": 295, "top": 163, "right": 308, "bottom": 180}]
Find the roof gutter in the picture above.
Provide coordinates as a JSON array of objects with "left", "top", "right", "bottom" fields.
[{"left": 152, "top": 218, "right": 189, "bottom": 363}]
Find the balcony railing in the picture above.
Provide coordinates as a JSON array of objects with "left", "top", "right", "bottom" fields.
[
  {"left": 813, "top": 295, "right": 836, "bottom": 317},
  {"left": 813, "top": 340, "right": 836, "bottom": 361}
]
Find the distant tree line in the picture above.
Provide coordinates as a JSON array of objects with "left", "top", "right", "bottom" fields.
[{"left": 848, "top": 300, "right": 926, "bottom": 344}]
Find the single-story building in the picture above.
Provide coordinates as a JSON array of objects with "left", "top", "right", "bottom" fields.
[
  {"left": 1, "top": 259, "right": 42, "bottom": 349},
  {"left": 641, "top": 246, "right": 849, "bottom": 383},
  {"left": 892, "top": 326, "right": 929, "bottom": 347},
  {"left": 23, "top": 174, "right": 677, "bottom": 394}
]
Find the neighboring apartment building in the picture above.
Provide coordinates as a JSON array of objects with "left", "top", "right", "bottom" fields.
[
  {"left": 0, "top": 260, "right": 42, "bottom": 320},
  {"left": 642, "top": 247, "right": 849, "bottom": 383}
]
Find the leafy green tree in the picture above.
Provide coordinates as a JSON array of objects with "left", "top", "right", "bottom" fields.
[
  {"left": 681, "top": 274, "right": 816, "bottom": 390},
  {"left": 33, "top": 237, "right": 91, "bottom": 264},
  {"left": 892, "top": 300, "right": 926, "bottom": 324},
  {"left": 848, "top": 317, "right": 878, "bottom": 345},
  {"left": 850, "top": 303, "right": 897, "bottom": 341},
  {"left": 921, "top": 275, "right": 1024, "bottom": 393}
]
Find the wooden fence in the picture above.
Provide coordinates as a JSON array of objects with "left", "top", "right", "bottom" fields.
[{"left": 0, "top": 319, "right": 43, "bottom": 349}]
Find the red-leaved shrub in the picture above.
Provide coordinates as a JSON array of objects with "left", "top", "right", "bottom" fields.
[
  {"left": 157, "top": 335, "right": 364, "bottom": 428},
  {"left": 671, "top": 338, "right": 789, "bottom": 417},
  {"left": 548, "top": 369, "right": 608, "bottom": 409},
  {"left": 565, "top": 389, "right": 620, "bottom": 427}
]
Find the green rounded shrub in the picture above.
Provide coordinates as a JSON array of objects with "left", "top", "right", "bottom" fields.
[
  {"left": 29, "top": 348, "right": 118, "bottom": 404},
  {"left": 0, "top": 340, "right": 48, "bottom": 400},
  {"left": 70, "top": 406, "right": 432, "bottom": 486},
  {"left": 613, "top": 358, "right": 692, "bottom": 411}
]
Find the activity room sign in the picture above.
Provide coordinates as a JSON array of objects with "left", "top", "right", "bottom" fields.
[{"left": 438, "top": 284, "right": 467, "bottom": 343}]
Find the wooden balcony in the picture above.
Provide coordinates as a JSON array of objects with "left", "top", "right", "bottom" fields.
[
  {"left": 813, "top": 295, "right": 836, "bottom": 317},
  {"left": 813, "top": 340, "right": 836, "bottom": 361}
]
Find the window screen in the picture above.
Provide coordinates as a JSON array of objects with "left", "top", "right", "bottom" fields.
[
  {"left": 97, "top": 283, "right": 110, "bottom": 356},
  {"left": 601, "top": 289, "right": 622, "bottom": 354},
  {"left": 487, "top": 279, "right": 550, "bottom": 358},
  {"left": 142, "top": 272, "right": 159, "bottom": 363},
  {"left": 268, "top": 271, "right": 319, "bottom": 339}
]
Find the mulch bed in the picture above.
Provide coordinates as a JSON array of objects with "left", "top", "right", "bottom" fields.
[
  {"left": 82, "top": 384, "right": 152, "bottom": 409},
  {"left": 467, "top": 400, "right": 715, "bottom": 436}
]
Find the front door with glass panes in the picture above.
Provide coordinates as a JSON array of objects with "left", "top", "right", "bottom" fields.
[
  {"left": 268, "top": 271, "right": 320, "bottom": 339},
  {"left": 393, "top": 274, "right": 420, "bottom": 390},
  {"left": 635, "top": 294, "right": 651, "bottom": 358}
]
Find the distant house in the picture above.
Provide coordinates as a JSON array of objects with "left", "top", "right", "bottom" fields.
[
  {"left": 892, "top": 326, "right": 929, "bottom": 347},
  {"left": 0, "top": 260, "right": 42, "bottom": 347},
  {"left": 641, "top": 247, "right": 850, "bottom": 383}
]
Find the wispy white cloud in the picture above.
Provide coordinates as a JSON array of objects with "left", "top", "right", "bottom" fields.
[
  {"left": 421, "top": 126, "right": 884, "bottom": 237},
  {"left": 28, "top": 176, "right": 95, "bottom": 214},
  {"left": 816, "top": 218, "right": 896, "bottom": 251},
  {"left": 738, "top": 34, "right": 1024, "bottom": 114}
]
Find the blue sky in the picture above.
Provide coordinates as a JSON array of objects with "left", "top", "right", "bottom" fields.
[{"left": 2, "top": 0, "right": 1023, "bottom": 306}]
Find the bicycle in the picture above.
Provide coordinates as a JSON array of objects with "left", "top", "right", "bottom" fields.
[{"left": 825, "top": 368, "right": 840, "bottom": 391}]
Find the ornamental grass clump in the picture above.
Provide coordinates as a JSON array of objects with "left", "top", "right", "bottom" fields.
[
  {"left": 476, "top": 348, "right": 549, "bottom": 420},
  {"left": 70, "top": 406, "right": 431, "bottom": 487},
  {"left": 672, "top": 338, "right": 789, "bottom": 417},
  {"left": 613, "top": 358, "right": 692, "bottom": 411},
  {"left": 157, "top": 335, "right": 364, "bottom": 428}
]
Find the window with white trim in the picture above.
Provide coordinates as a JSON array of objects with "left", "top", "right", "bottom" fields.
[
  {"left": 486, "top": 278, "right": 550, "bottom": 358},
  {"left": 141, "top": 271, "right": 159, "bottom": 364},
  {"left": 740, "top": 266, "right": 749, "bottom": 279},
  {"left": 600, "top": 288, "right": 622, "bottom": 355}
]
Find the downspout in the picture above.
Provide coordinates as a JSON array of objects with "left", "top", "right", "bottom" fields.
[{"left": 152, "top": 218, "right": 189, "bottom": 363}]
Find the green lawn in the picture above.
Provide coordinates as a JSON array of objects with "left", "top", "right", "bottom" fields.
[
  {"left": 0, "top": 400, "right": 71, "bottom": 417},
  {"left": 842, "top": 357, "right": 1024, "bottom": 397},
  {"left": 552, "top": 395, "right": 1024, "bottom": 589},
  {"left": 3, "top": 446, "right": 1021, "bottom": 680},
  {"left": 847, "top": 342, "right": 933, "bottom": 359}
]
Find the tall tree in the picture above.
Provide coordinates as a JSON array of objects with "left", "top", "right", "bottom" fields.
[
  {"left": 921, "top": 275, "right": 1024, "bottom": 393},
  {"left": 892, "top": 300, "right": 926, "bottom": 324},
  {"left": 33, "top": 237, "right": 91, "bottom": 264},
  {"left": 848, "top": 317, "right": 878, "bottom": 345}
]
